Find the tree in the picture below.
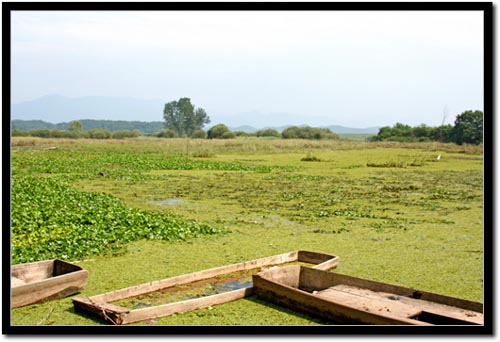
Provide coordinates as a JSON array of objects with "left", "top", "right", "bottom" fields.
[
  {"left": 163, "top": 98, "right": 210, "bottom": 136},
  {"left": 451, "top": 110, "right": 483, "bottom": 145},
  {"left": 207, "top": 124, "right": 230, "bottom": 139},
  {"left": 430, "top": 125, "right": 453, "bottom": 143},
  {"left": 68, "top": 120, "right": 83, "bottom": 132},
  {"left": 413, "top": 124, "right": 430, "bottom": 140}
]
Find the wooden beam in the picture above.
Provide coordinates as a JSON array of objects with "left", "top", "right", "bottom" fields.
[{"left": 90, "top": 251, "right": 300, "bottom": 303}]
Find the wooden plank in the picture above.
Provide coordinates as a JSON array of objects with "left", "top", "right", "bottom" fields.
[
  {"left": 73, "top": 296, "right": 131, "bottom": 314},
  {"left": 322, "top": 285, "right": 483, "bottom": 325},
  {"left": 121, "top": 287, "right": 253, "bottom": 325},
  {"left": 299, "top": 250, "right": 340, "bottom": 271},
  {"left": 313, "top": 258, "right": 340, "bottom": 271},
  {"left": 73, "top": 297, "right": 131, "bottom": 325},
  {"left": 75, "top": 286, "right": 253, "bottom": 325},
  {"left": 297, "top": 266, "right": 483, "bottom": 313},
  {"left": 11, "top": 277, "right": 26, "bottom": 287},
  {"left": 11, "top": 260, "right": 54, "bottom": 283},
  {"left": 315, "top": 286, "right": 422, "bottom": 319},
  {"left": 12, "top": 269, "right": 88, "bottom": 308},
  {"left": 91, "top": 251, "right": 300, "bottom": 303}
]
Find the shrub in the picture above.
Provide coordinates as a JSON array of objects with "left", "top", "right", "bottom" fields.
[
  {"left": 191, "top": 129, "right": 207, "bottom": 139},
  {"left": 48, "top": 129, "right": 66, "bottom": 138},
  {"left": 301, "top": 153, "right": 322, "bottom": 162},
  {"left": 111, "top": 130, "right": 140, "bottom": 139},
  {"left": 233, "top": 131, "right": 252, "bottom": 137},
  {"left": 192, "top": 150, "right": 215, "bottom": 158},
  {"left": 256, "top": 128, "right": 280, "bottom": 138},
  {"left": 29, "top": 129, "right": 51, "bottom": 138},
  {"left": 207, "top": 124, "right": 230, "bottom": 139},
  {"left": 12, "top": 129, "right": 29, "bottom": 137},
  {"left": 221, "top": 131, "right": 236, "bottom": 139},
  {"left": 282, "top": 126, "right": 339, "bottom": 140},
  {"left": 87, "top": 128, "right": 112, "bottom": 139},
  {"left": 157, "top": 129, "right": 178, "bottom": 138}
]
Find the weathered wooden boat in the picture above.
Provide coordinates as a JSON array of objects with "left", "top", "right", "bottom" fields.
[
  {"left": 252, "top": 265, "right": 483, "bottom": 325},
  {"left": 73, "top": 250, "right": 338, "bottom": 325},
  {"left": 12, "top": 259, "right": 89, "bottom": 308}
]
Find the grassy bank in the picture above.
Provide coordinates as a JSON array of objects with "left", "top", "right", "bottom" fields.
[{"left": 10, "top": 137, "right": 483, "bottom": 325}]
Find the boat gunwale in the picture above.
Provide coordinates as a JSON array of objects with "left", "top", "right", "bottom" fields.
[
  {"left": 72, "top": 250, "right": 339, "bottom": 325},
  {"left": 11, "top": 259, "right": 87, "bottom": 286}
]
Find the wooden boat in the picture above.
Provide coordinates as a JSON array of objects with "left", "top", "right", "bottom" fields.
[
  {"left": 12, "top": 259, "right": 89, "bottom": 308},
  {"left": 252, "top": 265, "right": 483, "bottom": 325},
  {"left": 73, "top": 250, "right": 338, "bottom": 325}
]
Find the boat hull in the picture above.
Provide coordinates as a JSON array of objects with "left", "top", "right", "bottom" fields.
[
  {"left": 12, "top": 259, "right": 89, "bottom": 308},
  {"left": 253, "top": 265, "right": 483, "bottom": 325},
  {"left": 73, "top": 250, "right": 338, "bottom": 325}
]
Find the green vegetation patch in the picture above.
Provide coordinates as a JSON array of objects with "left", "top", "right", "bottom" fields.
[
  {"left": 11, "top": 176, "right": 225, "bottom": 263},
  {"left": 12, "top": 150, "right": 296, "bottom": 178}
]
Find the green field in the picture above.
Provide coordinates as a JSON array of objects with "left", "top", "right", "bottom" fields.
[{"left": 10, "top": 137, "right": 484, "bottom": 325}]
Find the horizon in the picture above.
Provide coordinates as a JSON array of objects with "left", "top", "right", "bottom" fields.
[
  {"left": 10, "top": 93, "right": 482, "bottom": 130},
  {"left": 11, "top": 10, "right": 484, "bottom": 128},
  {"left": 11, "top": 113, "right": 382, "bottom": 132}
]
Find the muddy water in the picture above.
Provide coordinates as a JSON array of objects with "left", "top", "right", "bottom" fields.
[{"left": 149, "top": 198, "right": 186, "bottom": 206}]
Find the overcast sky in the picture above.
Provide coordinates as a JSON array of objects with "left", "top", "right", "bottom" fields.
[{"left": 11, "top": 10, "right": 484, "bottom": 127}]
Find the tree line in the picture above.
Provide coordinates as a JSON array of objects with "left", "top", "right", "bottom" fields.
[
  {"left": 160, "top": 98, "right": 339, "bottom": 140},
  {"left": 157, "top": 123, "right": 340, "bottom": 140},
  {"left": 12, "top": 120, "right": 141, "bottom": 139},
  {"left": 11, "top": 120, "right": 340, "bottom": 141},
  {"left": 12, "top": 119, "right": 164, "bottom": 134},
  {"left": 12, "top": 97, "right": 483, "bottom": 145},
  {"left": 369, "top": 110, "right": 483, "bottom": 145}
]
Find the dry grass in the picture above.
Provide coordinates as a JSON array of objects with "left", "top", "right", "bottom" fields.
[{"left": 10, "top": 137, "right": 483, "bottom": 158}]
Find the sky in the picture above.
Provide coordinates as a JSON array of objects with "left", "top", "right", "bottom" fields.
[{"left": 10, "top": 10, "right": 484, "bottom": 128}]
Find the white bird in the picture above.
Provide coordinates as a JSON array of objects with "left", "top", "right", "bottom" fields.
[{"left": 436, "top": 154, "right": 441, "bottom": 161}]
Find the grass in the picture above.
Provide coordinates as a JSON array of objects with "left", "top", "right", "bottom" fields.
[{"left": 10, "top": 137, "right": 484, "bottom": 326}]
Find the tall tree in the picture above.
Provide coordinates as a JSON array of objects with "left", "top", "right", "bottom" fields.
[
  {"left": 451, "top": 110, "right": 483, "bottom": 145},
  {"left": 163, "top": 98, "right": 210, "bottom": 136}
]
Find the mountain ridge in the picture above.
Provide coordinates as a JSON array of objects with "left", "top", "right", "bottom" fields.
[{"left": 11, "top": 95, "right": 380, "bottom": 134}]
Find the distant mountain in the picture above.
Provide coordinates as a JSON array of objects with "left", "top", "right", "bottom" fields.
[
  {"left": 11, "top": 94, "right": 165, "bottom": 123},
  {"left": 228, "top": 124, "right": 380, "bottom": 134},
  {"left": 324, "top": 125, "right": 380, "bottom": 134},
  {"left": 229, "top": 125, "right": 259, "bottom": 133},
  {"left": 10, "top": 94, "right": 381, "bottom": 134}
]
